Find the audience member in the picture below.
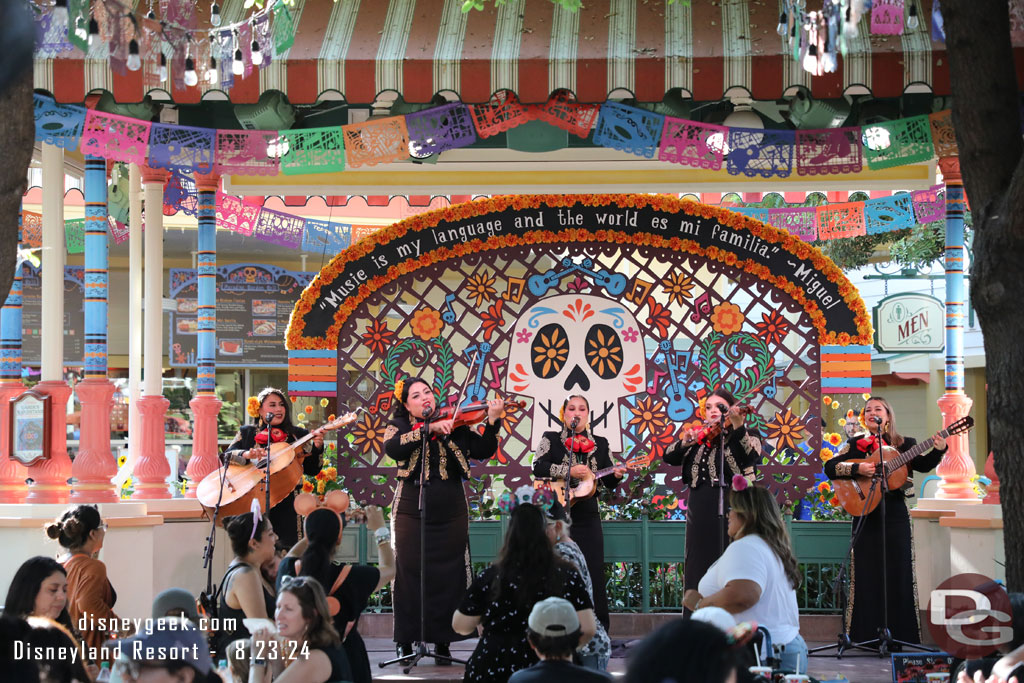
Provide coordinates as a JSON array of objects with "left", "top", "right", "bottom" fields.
[
  {"left": 248, "top": 575, "right": 352, "bottom": 682},
  {"left": 682, "top": 482, "right": 806, "bottom": 673},
  {"left": 3, "top": 555, "right": 73, "bottom": 631},
  {"left": 957, "top": 642, "right": 1024, "bottom": 683},
  {"left": 453, "top": 502, "right": 596, "bottom": 682},
  {"left": 545, "top": 500, "right": 611, "bottom": 670},
  {"left": 625, "top": 619, "right": 739, "bottom": 683},
  {"left": 226, "top": 638, "right": 251, "bottom": 683},
  {"left": 508, "top": 597, "right": 611, "bottom": 683},
  {"left": 113, "top": 616, "right": 219, "bottom": 683},
  {"left": 0, "top": 614, "right": 41, "bottom": 681},
  {"left": 212, "top": 511, "right": 279, "bottom": 658},
  {"left": 277, "top": 506, "right": 395, "bottom": 683},
  {"left": 152, "top": 587, "right": 200, "bottom": 621},
  {"left": 46, "top": 504, "right": 129, "bottom": 653},
  {"left": 955, "top": 592, "right": 1024, "bottom": 682},
  {"left": 24, "top": 615, "right": 95, "bottom": 683}
]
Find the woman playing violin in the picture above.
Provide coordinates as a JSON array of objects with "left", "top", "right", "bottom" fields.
[
  {"left": 224, "top": 387, "right": 325, "bottom": 548},
  {"left": 531, "top": 394, "right": 625, "bottom": 631},
  {"left": 663, "top": 388, "right": 761, "bottom": 604},
  {"left": 383, "top": 377, "right": 504, "bottom": 662},
  {"left": 824, "top": 396, "right": 946, "bottom": 645}
]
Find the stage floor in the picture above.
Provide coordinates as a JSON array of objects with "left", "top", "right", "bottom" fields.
[{"left": 363, "top": 638, "right": 897, "bottom": 682}]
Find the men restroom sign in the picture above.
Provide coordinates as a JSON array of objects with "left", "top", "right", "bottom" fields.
[{"left": 873, "top": 293, "right": 945, "bottom": 353}]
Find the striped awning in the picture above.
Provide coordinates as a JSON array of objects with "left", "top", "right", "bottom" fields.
[{"left": 34, "top": 0, "right": 1024, "bottom": 106}]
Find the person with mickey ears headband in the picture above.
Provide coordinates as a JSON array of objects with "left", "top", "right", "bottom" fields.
[
  {"left": 508, "top": 597, "right": 612, "bottom": 683},
  {"left": 532, "top": 394, "right": 626, "bottom": 631},
  {"left": 223, "top": 387, "right": 325, "bottom": 549},
  {"left": 383, "top": 376, "right": 504, "bottom": 662}
]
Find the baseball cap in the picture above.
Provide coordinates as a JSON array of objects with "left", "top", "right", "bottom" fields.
[
  {"left": 151, "top": 588, "right": 200, "bottom": 621},
  {"left": 691, "top": 606, "right": 737, "bottom": 632},
  {"left": 117, "top": 616, "right": 213, "bottom": 675},
  {"left": 527, "top": 597, "right": 580, "bottom": 636}
]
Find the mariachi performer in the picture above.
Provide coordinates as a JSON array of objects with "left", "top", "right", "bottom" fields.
[
  {"left": 383, "top": 377, "right": 504, "bottom": 661},
  {"left": 223, "top": 387, "right": 324, "bottom": 548},
  {"left": 531, "top": 394, "right": 625, "bottom": 630},
  {"left": 663, "top": 388, "right": 760, "bottom": 598},
  {"left": 825, "top": 395, "right": 946, "bottom": 644}
]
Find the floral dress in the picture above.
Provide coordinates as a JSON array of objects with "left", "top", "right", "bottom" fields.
[{"left": 458, "top": 562, "right": 592, "bottom": 682}]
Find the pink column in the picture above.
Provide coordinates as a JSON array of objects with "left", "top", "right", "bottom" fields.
[
  {"left": 71, "top": 380, "right": 118, "bottom": 502},
  {"left": 186, "top": 396, "right": 222, "bottom": 498},
  {"left": 25, "top": 381, "right": 73, "bottom": 503},
  {"left": 936, "top": 393, "right": 976, "bottom": 498},
  {"left": 0, "top": 382, "right": 28, "bottom": 502},
  {"left": 133, "top": 395, "right": 172, "bottom": 499}
]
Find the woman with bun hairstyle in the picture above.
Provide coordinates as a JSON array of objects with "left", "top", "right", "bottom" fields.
[
  {"left": 212, "top": 511, "right": 280, "bottom": 658},
  {"left": 45, "top": 505, "right": 128, "bottom": 652},
  {"left": 223, "top": 387, "right": 324, "bottom": 548}
]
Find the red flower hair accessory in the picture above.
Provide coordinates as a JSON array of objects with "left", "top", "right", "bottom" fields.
[{"left": 731, "top": 474, "right": 749, "bottom": 491}]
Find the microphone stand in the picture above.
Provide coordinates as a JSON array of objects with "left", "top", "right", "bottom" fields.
[
  {"left": 380, "top": 406, "right": 465, "bottom": 672},
  {"left": 566, "top": 417, "right": 580, "bottom": 518},
  {"left": 263, "top": 414, "right": 273, "bottom": 515},
  {"left": 717, "top": 412, "right": 728, "bottom": 559},
  {"left": 199, "top": 448, "right": 230, "bottom": 621}
]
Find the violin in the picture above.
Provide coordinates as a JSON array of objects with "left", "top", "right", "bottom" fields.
[
  {"left": 419, "top": 398, "right": 526, "bottom": 430},
  {"left": 679, "top": 404, "right": 756, "bottom": 447}
]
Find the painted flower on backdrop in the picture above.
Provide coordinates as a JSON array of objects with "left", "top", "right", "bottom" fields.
[
  {"left": 755, "top": 310, "right": 791, "bottom": 346},
  {"left": 646, "top": 300, "right": 672, "bottom": 337},
  {"left": 626, "top": 396, "right": 669, "bottom": 437},
  {"left": 585, "top": 326, "right": 624, "bottom": 378},
  {"left": 765, "top": 408, "right": 807, "bottom": 451},
  {"left": 532, "top": 326, "right": 570, "bottom": 377},
  {"left": 661, "top": 271, "right": 695, "bottom": 307},
  {"left": 350, "top": 412, "right": 386, "bottom": 456},
  {"left": 710, "top": 302, "right": 745, "bottom": 336},
  {"left": 480, "top": 298, "right": 506, "bottom": 342},
  {"left": 515, "top": 328, "right": 532, "bottom": 344},
  {"left": 361, "top": 319, "right": 395, "bottom": 356},
  {"left": 465, "top": 270, "right": 498, "bottom": 307},
  {"left": 622, "top": 327, "right": 638, "bottom": 343},
  {"left": 410, "top": 308, "right": 444, "bottom": 341},
  {"left": 647, "top": 422, "right": 683, "bottom": 461}
]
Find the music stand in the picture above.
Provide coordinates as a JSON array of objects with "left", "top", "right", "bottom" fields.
[
  {"left": 809, "top": 420, "right": 936, "bottom": 658},
  {"left": 380, "top": 410, "right": 466, "bottom": 672}
]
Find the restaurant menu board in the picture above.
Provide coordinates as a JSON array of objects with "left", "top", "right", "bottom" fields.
[
  {"left": 168, "top": 264, "right": 314, "bottom": 367},
  {"left": 21, "top": 264, "right": 85, "bottom": 366}
]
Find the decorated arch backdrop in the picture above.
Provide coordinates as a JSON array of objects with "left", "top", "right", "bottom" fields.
[{"left": 287, "top": 195, "right": 872, "bottom": 508}]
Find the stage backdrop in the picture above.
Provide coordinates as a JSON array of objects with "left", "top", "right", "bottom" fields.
[{"left": 287, "top": 194, "right": 872, "bottom": 507}]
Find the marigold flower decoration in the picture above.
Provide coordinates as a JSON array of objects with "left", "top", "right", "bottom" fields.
[
  {"left": 246, "top": 396, "right": 260, "bottom": 419},
  {"left": 711, "top": 302, "right": 745, "bottom": 336},
  {"left": 765, "top": 408, "right": 807, "bottom": 451},
  {"left": 410, "top": 308, "right": 444, "bottom": 341},
  {"left": 393, "top": 379, "right": 405, "bottom": 402}
]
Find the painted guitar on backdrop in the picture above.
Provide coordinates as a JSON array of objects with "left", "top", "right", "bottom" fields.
[
  {"left": 534, "top": 454, "right": 648, "bottom": 506},
  {"left": 833, "top": 416, "right": 974, "bottom": 517}
]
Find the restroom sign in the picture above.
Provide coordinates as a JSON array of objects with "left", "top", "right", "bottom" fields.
[{"left": 873, "top": 293, "right": 945, "bottom": 353}]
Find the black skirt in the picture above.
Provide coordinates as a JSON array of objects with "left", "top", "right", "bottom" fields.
[
  {"left": 392, "top": 476, "right": 472, "bottom": 644},
  {"left": 567, "top": 496, "right": 609, "bottom": 630},
  {"left": 684, "top": 485, "right": 731, "bottom": 592},
  {"left": 847, "top": 493, "right": 921, "bottom": 644}
]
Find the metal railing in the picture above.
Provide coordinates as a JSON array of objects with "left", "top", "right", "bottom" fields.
[{"left": 339, "top": 519, "right": 851, "bottom": 614}]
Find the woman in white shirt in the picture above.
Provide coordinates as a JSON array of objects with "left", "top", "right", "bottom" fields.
[{"left": 682, "top": 479, "right": 806, "bottom": 674}]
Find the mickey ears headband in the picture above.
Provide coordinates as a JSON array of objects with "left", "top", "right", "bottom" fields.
[{"left": 497, "top": 485, "right": 556, "bottom": 515}]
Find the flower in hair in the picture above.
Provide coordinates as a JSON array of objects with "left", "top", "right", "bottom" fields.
[
  {"left": 697, "top": 396, "right": 707, "bottom": 420},
  {"left": 496, "top": 491, "right": 517, "bottom": 515},
  {"left": 246, "top": 396, "right": 260, "bottom": 418},
  {"left": 393, "top": 379, "right": 405, "bottom": 402},
  {"left": 731, "top": 474, "right": 749, "bottom": 491}
]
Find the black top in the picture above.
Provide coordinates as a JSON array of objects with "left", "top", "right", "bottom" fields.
[
  {"left": 459, "top": 563, "right": 593, "bottom": 682},
  {"left": 824, "top": 433, "right": 946, "bottom": 499},
  {"left": 532, "top": 429, "right": 618, "bottom": 516},
  {"left": 508, "top": 660, "right": 613, "bottom": 683},
  {"left": 383, "top": 415, "right": 499, "bottom": 481},
  {"left": 314, "top": 644, "right": 354, "bottom": 683},
  {"left": 214, "top": 563, "right": 277, "bottom": 658},
  {"left": 662, "top": 425, "right": 760, "bottom": 488},
  {"left": 224, "top": 423, "right": 324, "bottom": 479}
]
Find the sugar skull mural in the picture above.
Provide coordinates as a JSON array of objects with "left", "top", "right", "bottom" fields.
[{"left": 506, "top": 294, "right": 646, "bottom": 452}]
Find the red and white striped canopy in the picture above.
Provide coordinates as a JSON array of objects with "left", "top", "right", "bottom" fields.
[{"left": 35, "top": 0, "right": 1024, "bottom": 105}]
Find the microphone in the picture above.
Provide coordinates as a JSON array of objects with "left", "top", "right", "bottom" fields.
[
  {"left": 569, "top": 416, "right": 580, "bottom": 432},
  {"left": 421, "top": 406, "right": 434, "bottom": 419},
  {"left": 264, "top": 412, "right": 274, "bottom": 422},
  {"left": 872, "top": 416, "right": 883, "bottom": 425}
]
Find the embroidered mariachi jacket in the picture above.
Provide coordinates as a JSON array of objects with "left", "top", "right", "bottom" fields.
[
  {"left": 383, "top": 416, "right": 499, "bottom": 481},
  {"left": 224, "top": 424, "right": 323, "bottom": 477},
  {"left": 824, "top": 434, "right": 945, "bottom": 483},
  {"left": 662, "top": 425, "right": 760, "bottom": 488},
  {"left": 532, "top": 428, "right": 618, "bottom": 492}
]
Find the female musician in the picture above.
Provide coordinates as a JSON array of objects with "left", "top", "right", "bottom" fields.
[
  {"left": 383, "top": 377, "right": 503, "bottom": 661},
  {"left": 824, "top": 396, "right": 946, "bottom": 645},
  {"left": 532, "top": 394, "right": 624, "bottom": 630},
  {"left": 224, "top": 387, "right": 324, "bottom": 548},
  {"left": 663, "top": 388, "right": 760, "bottom": 598}
]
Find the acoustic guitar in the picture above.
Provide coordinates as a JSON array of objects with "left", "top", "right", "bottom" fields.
[
  {"left": 535, "top": 454, "right": 649, "bottom": 506},
  {"left": 833, "top": 416, "right": 974, "bottom": 516}
]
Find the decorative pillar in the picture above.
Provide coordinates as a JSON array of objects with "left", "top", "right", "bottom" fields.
[
  {"left": 935, "top": 157, "right": 977, "bottom": 499},
  {"left": 127, "top": 164, "right": 143, "bottom": 471},
  {"left": 185, "top": 173, "right": 222, "bottom": 497},
  {"left": 133, "top": 167, "right": 171, "bottom": 499},
  {"left": 27, "top": 143, "right": 71, "bottom": 503},
  {"left": 71, "top": 156, "right": 118, "bottom": 502},
  {"left": 0, "top": 216, "right": 28, "bottom": 502}
]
